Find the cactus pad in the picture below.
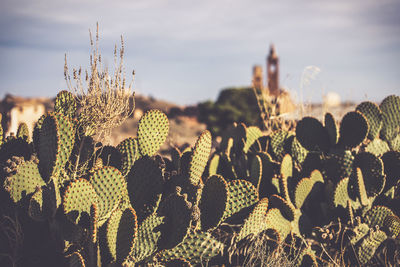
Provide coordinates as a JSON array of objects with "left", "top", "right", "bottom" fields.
[
  {"left": 157, "top": 190, "right": 193, "bottom": 249},
  {"left": 199, "top": 175, "right": 229, "bottom": 230},
  {"left": 117, "top": 137, "right": 138, "bottom": 176},
  {"left": 189, "top": 130, "right": 212, "bottom": 185},
  {"left": 296, "top": 117, "right": 330, "bottom": 152},
  {"left": 366, "top": 139, "right": 390, "bottom": 156},
  {"left": 381, "top": 151, "right": 400, "bottom": 190},
  {"left": 137, "top": 109, "right": 169, "bottom": 157},
  {"left": 63, "top": 178, "right": 98, "bottom": 227},
  {"left": 67, "top": 251, "right": 86, "bottom": 267},
  {"left": 265, "top": 208, "right": 291, "bottom": 240},
  {"left": 127, "top": 157, "right": 164, "bottom": 223},
  {"left": 380, "top": 95, "right": 400, "bottom": 141},
  {"left": 243, "top": 126, "right": 262, "bottom": 153},
  {"left": 338, "top": 111, "right": 368, "bottom": 149},
  {"left": 237, "top": 198, "right": 269, "bottom": 241},
  {"left": 130, "top": 213, "right": 164, "bottom": 262},
  {"left": 17, "top": 122, "right": 29, "bottom": 141},
  {"left": 89, "top": 166, "right": 126, "bottom": 223},
  {"left": 270, "top": 130, "right": 292, "bottom": 160},
  {"left": 158, "top": 231, "right": 224, "bottom": 265},
  {"left": 356, "top": 101, "right": 383, "bottom": 140},
  {"left": 248, "top": 155, "right": 262, "bottom": 190},
  {"left": 364, "top": 205, "right": 395, "bottom": 229},
  {"left": 106, "top": 207, "right": 138, "bottom": 264},
  {"left": 269, "top": 194, "right": 295, "bottom": 221},
  {"left": 223, "top": 179, "right": 259, "bottom": 220},
  {"left": 355, "top": 229, "right": 387, "bottom": 265},
  {"left": 38, "top": 113, "right": 75, "bottom": 182},
  {"left": 332, "top": 177, "right": 350, "bottom": 208},
  {"left": 324, "top": 112, "right": 338, "bottom": 146},
  {"left": 3, "top": 158, "right": 45, "bottom": 204},
  {"left": 55, "top": 90, "right": 77, "bottom": 118},
  {"left": 383, "top": 214, "right": 400, "bottom": 238},
  {"left": 353, "top": 152, "right": 385, "bottom": 197}
]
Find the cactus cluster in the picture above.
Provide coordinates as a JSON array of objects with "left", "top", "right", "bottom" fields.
[{"left": 0, "top": 92, "right": 399, "bottom": 266}]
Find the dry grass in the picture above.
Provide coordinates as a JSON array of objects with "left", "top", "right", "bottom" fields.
[{"left": 64, "top": 23, "right": 134, "bottom": 143}]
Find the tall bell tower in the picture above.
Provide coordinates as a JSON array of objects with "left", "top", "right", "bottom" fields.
[{"left": 267, "top": 44, "right": 279, "bottom": 96}]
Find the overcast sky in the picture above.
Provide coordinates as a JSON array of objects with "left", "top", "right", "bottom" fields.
[{"left": 0, "top": 0, "right": 399, "bottom": 105}]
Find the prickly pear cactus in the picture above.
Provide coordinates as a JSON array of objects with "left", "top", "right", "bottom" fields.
[{"left": 137, "top": 109, "right": 169, "bottom": 157}]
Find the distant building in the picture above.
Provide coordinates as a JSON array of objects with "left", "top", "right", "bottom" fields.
[
  {"left": 252, "top": 44, "right": 295, "bottom": 114},
  {"left": 267, "top": 44, "right": 279, "bottom": 97},
  {"left": 0, "top": 95, "right": 50, "bottom": 137}
]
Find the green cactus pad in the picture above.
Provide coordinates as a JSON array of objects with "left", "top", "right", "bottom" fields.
[
  {"left": 324, "top": 112, "right": 338, "bottom": 146},
  {"left": 158, "top": 231, "right": 224, "bottom": 265},
  {"left": 265, "top": 208, "right": 291, "bottom": 240},
  {"left": 355, "top": 229, "right": 387, "bottom": 265},
  {"left": 199, "top": 175, "right": 228, "bottom": 230},
  {"left": 117, "top": 137, "right": 138, "bottom": 176},
  {"left": 296, "top": 117, "right": 330, "bottom": 152},
  {"left": 106, "top": 207, "right": 138, "bottom": 264},
  {"left": 67, "top": 251, "right": 86, "bottom": 267},
  {"left": 127, "top": 157, "right": 164, "bottom": 223},
  {"left": 356, "top": 101, "right": 383, "bottom": 140},
  {"left": 380, "top": 95, "right": 400, "bottom": 141},
  {"left": 294, "top": 178, "right": 313, "bottom": 209},
  {"left": 364, "top": 205, "right": 395, "bottom": 229},
  {"left": 332, "top": 177, "right": 350, "bottom": 208},
  {"left": 223, "top": 179, "right": 259, "bottom": 220},
  {"left": 353, "top": 152, "right": 385, "bottom": 197},
  {"left": 157, "top": 190, "right": 193, "bottom": 250},
  {"left": 338, "top": 111, "right": 368, "bottom": 149},
  {"left": 381, "top": 151, "right": 400, "bottom": 191},
  {"left": 89, "top": 166, "right": 126, "bottom": 223},
  {"left": 248, "top": 155, "right": 262, "bottom": 190},
  {"left": 280, "top": 154, "right": 293, "bottom": 179},
  {"left": 207, "top": 153, "right": 220, "bottom": 177},
  {"left": 383, "top": 214, "right": 400, "bottom": 238},
  {"left": 189, "top": 130, "right": 212, "bottom": 185},
  {"left": 269, "top": 194, "right": 295, "bottom": 221},
  {"left": 270, "top": 130, "right": 293, "bottom": 160},
  {"left": 130, "top": 213, "right": 164, "bottom": 262},
  {"left": 17, "top": 122, "right": 29, "bottom": 141},
  {"left": 243, "top": 126, "right": 263, "bottom": 153},
  {"left": 365, "top": 138, "right": 390, "bottom": 156},
  {"left": 3, "top": 158, "right": 45, "bottom": 204},
  {"left": 63, "top": 178, "right": 98, "bottom": 227},
  {"left": 349, "top": 223, "right": 369, "bottom": 246},
  {"left": 137, "top": 109, "right": 169, "bottom": 157},
  {"left": 55, "top": 90, "right": 77, "bottom": 118},
  {"left": 291, "top": 137, "right": 308, "bottom": 165},
  {"left": 237, "top": 198, "right": 269, "bottom": 241},
  {"left": 38, "top": 112, "right": 75, "bottom": 182},
  {"left": 354, "top": 167, "right": 369, "bottom": 206}
]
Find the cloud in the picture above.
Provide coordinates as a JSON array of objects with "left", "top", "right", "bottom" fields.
[{"left": 0, "top": 0, "right": 399, "bottom": 103}]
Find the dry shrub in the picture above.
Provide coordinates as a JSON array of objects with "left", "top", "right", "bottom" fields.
[{"left": 64, "top": 23, "right": 134, "bottom": 143}]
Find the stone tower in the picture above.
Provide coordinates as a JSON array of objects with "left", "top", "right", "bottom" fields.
[
  {"left": 252, "top": 65, "right": 264, "bottom": 89},
  {"left": 267, "top": 44, "right": 279, "bottom": 96}
]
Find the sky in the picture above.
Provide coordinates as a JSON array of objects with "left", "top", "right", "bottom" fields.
[{"left": 0, "top": 0, "right": 399, "bottom": 105}]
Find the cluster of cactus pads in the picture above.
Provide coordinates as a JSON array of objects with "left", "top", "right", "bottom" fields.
[{"left": 0, "top": 91, "right": 400, "bottom": 266}]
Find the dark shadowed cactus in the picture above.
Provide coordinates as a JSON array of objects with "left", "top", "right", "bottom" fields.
[
  {"left": 199, "top": 175, "right": 228, "bottom": 230},
  {"left": 127, "top": 156, "right": 164, "bottom": 223},
  {"left": 338, "top": 111, "right": 368, "bottom": 149},
  {"left": 296, "top": 117, "right": 330, "bottom": 152}
]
